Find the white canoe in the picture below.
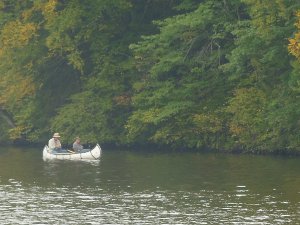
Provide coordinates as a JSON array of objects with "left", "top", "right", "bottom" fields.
[{"left": 43, "top": 144, "right": 102, "bottom": 161}]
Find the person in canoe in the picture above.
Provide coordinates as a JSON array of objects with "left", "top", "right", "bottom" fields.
[
  {"left": 73, "top": 136, "right": 83, "bottom": 152},
  {"left": 48, "top": 132, "right": 62, "bottom": 153}
]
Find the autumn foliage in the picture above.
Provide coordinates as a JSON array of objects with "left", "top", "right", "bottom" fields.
[{"left": 0, "top": 0, "right": 300, "bottom": 153}]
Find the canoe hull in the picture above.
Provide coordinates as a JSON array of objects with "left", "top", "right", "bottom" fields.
[{"left": 43, "top": 144, "right": 102, "bottom": 161}]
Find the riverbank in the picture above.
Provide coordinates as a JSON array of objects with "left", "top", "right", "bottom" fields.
[{"left": 1, "top": 139, "right": 300, "bottom": 157}]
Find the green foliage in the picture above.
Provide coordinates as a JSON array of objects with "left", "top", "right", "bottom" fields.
[
  {"left": 226, "top": 88, "right": 268, "bottom": 150},
  {"left": 126, "top": 0, "right": 241, "bottom": 149},
  {"left": 0, "top": 111, "right": 11, "bottom": 143},
  {"left": 48, "top": 0, "right": 177, "bottom": 145},
  {"left": 1, "top": 0, "right": 300, "bottom": 154}
]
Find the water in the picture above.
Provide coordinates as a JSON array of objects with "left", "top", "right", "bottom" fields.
[{"left": 0, "top": 146, "right": 299, "bottom": 224}]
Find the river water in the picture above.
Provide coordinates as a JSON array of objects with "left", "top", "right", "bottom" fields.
[{"left": 0, "top": 146, "right": 299, "bottom": 224}]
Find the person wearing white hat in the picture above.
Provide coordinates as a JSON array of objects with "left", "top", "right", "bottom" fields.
[{"left": 48, "top": 132, "right": 62, "bottom": 152}]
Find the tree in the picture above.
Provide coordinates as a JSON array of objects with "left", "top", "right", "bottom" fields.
[{"left": 126, "top": 0, "right": 243, "bottom": 149}]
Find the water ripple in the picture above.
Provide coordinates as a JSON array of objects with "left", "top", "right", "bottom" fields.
[{"left": 0, "top": 180, "right": 298, "bottom": 224}]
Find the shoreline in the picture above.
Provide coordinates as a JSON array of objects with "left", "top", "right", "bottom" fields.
[{"left": 0, "top": 141, "right": 299, "bottom": 157}]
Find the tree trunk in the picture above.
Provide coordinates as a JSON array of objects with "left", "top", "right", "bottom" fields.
[{"left": 0, "top": 109, "right": 15, "bottom": 128}]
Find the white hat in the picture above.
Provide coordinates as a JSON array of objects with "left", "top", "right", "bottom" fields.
[{"left": 53, "top": 133, "right": 61, "bottom": 138}]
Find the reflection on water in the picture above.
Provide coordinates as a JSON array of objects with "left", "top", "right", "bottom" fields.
[
  {"left": 0, "top": 180, "right": 299, "bottom": 224},
  {"left": 0, "top": 146, "right": 299, "bottom": 224}
]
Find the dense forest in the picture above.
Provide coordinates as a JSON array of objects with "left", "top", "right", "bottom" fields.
[{"left": 1, "top": 0, "right": 300, "bottom": 153}]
